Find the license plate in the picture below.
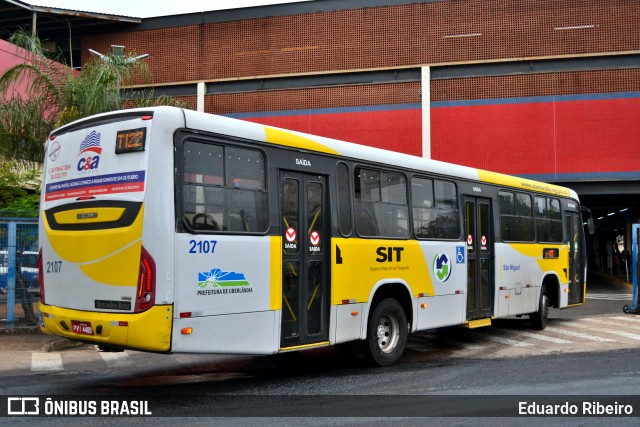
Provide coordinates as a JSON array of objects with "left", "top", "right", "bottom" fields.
[{"left": 71, "top": 320, "right": 94, "bottom": 336}]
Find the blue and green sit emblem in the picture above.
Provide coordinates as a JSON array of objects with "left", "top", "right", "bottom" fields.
[{"left": 432, "top": 254, "right": 452, "bottom": 282}]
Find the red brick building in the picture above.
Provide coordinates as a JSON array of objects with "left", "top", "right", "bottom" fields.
[{"left": 2, "top": 0, "right": 639, "bottom": 268}]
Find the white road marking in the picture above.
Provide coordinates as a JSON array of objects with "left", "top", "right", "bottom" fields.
[
  {"left": 442, "top": 339, "right": 485, "bottom": 350},
  {"left": 96, "top": 347, "right": 130, "bottom": 367},
  {"left": 545, "top": 326, "right": 615, "bottom": 342},
  {"left": 586, "top": 293, "right": 632, "bottom": 301},
  {"left": 609, "top": 316, "right": 640, "bottom": 323},
  {"left": 493, "top": 328, "right": 572, "bottom": 344},
  {"left": 470, "top": 332, "right": 532, "bottom": 347},
  {"left": 31, "top": 352, "right": 63, "bottom": 372},
  {"left": 564, "top": 320, "right": 640, "bottom": 341}
]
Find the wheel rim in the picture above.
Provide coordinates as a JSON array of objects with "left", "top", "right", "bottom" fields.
[{"left": 376, "top": 313, "right": 400, "bottom": 353}]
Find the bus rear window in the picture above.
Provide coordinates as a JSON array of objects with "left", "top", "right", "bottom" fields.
[{"left": 180, "top": 141, "right": 268, "bottom": 233}]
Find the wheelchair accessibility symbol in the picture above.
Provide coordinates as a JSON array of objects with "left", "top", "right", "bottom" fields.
[{"left": 456, "top": 246, "right": 465, "bottom": 264}]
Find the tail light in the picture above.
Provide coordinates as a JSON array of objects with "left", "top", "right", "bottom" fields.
[
  {"left": 134, "top": 247, "right": 155, "bottom": 312},
  {"left": 38, "top": 249, "right": 45, "bottom": 303}
]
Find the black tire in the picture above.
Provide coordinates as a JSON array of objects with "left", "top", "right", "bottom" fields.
[
  {"left": 530, "top": 285, "right": 549, "bottom": 330},
  {"left": 364, "top": 298, "right": 408, "bottom": 367}
]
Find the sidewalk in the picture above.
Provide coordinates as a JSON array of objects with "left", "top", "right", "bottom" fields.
[{"left": 0, "top": 325, "right": 84, "bottom": 352}]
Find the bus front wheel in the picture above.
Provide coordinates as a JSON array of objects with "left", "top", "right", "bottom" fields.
[{"left": 365, "top": 298, "right": 408, "bottom": 367}]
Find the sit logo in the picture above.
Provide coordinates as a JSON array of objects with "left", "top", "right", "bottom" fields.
[
  {"left": 433, "top": 253, "right": 452, "bottom": 282},
  {"left": 77, "top": 130, "right": 102, "bottom": 172}
]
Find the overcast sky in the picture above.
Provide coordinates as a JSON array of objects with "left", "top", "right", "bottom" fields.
[{"left": 24, "top": 0, "right": 313, "bottom": 18}]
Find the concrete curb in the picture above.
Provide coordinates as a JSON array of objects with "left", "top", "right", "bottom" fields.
[
  {"left": 43, "top": 337, "right": 87, "bottom": 352},
  {"left": 0, "top": 326, "right": 88, "bottom": 352},
  {"left": 0, "top": 325, "right": 41, "bottom": 335}
]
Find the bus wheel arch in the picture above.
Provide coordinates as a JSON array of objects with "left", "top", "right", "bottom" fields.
[
  {"left": 364, "top": 282, "right": 412, "bottom": 366},
  {"left": 530, "top": 275, "right": 558, "bottom": 330},
  {"left": 541, "top": 274, "right": 560, "bottom": 308}
]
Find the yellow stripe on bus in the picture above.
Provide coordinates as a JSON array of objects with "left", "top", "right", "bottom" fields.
[
  {"left": 507, "top": 243, "right": 568, "bottom": 278},
  {"left": 331, "top": 238, "right": 434, "bottom": 304},
  {"left": 264, "top": 126, "right": 340, "bottom": 155},
  {"left": 477, "top": 170, "right": 571, "bottom": 197},
  {"left": 280, "top": 341, "right": 331, "bottom": 352},
  {"left": 45, "top": 205, "right": 144, "bottom": 286}
]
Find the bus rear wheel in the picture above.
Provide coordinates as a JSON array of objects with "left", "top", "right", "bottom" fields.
[
  {"left": 530, "top": 285, "right": 549, "bottom": 330},
  {"left": 365, "top": 298, "right": 408, "bottom": 367}
]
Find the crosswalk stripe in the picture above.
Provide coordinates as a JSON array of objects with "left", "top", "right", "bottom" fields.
[
  {"left": 493, "top": 328, "right": 572, "bottom": 344},
  {"left": 442, "top": 339, "right": 485, "bottom": 350},
  {"left": 580, "top": 317, "right": 640, "bottom": 329},
  {"left": 32, "top": 352, "right": 63, "bottom": 372},
  {"left": 470, "top": 332, "right": 532, "bottom": 347},
  {"left": 609, "top": 316, "right": 640, "bottom": 323},
  {"left": 605, "top": 330, "right": 640, "bottom": 341},
  {"left": 563, "top": 321, "right": 640, "bottom": 341},
  {"left": 586, "top": 293, "right": 632, "bottom": 301},
  {"left": 96, "top": 348, "right": 130, "bottom": 367},
  {"left": 545, "top": 326, "right": 615, "bottom": 342}
]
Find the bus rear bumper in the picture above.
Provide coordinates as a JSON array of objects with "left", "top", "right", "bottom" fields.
[{"left": 38, "top": 303, "right": 173, "bottom": 352}]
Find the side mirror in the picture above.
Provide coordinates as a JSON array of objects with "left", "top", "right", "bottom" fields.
[{"left": 587, "top": 218, "right": 595, "bottom": 235}]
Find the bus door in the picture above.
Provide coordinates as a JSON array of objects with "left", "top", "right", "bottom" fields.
[
  {"left": 280, "top": 171, "right": 330, "bottom": 348},
  {"left": 464, "top": 196, "right": 494, "bottom": 320},
  {"left": 566, "top": 212, "right": 585, "bottom": 305}
]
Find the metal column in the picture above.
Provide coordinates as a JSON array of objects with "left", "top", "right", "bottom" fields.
[{"left": 623, "top": 223, "right": 639, "bottom": 314}]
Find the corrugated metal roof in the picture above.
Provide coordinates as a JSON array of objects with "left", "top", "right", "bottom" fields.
[{"left": 0, "top": 0, "right": 141, "bottom": 40}]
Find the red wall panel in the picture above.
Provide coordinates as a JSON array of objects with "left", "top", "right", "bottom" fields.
[
  {"left": 234, "top": 95, "right": 640, "bottom": 180},
  {"left": 432, "top": 97, "right": 640, "bottom": 179},
  {"left": 242, "top": 109, "right": 422, "bottom": 157}
]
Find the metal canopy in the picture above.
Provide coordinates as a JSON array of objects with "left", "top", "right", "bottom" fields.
[{"left": 0, "top": 0, "right": 141, "bottom": 40}]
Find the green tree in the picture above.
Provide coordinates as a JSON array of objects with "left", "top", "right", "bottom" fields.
[
  {"left": 0, "top": 159, "right": 39, "bottom": 212},
  {"left": 0, "top": 30, "right": 65, "bottom": 165}
]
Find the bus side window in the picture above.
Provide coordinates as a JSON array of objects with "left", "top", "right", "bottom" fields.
[
  {"left": 354, "top": 167, "right": 408, "bottom": 238},
  {"left": 499, "top": 190, "right": 534, "bottom": 242},
  {"left": 226, "top": 147, "right": 268, "bottom": 232},
  {"left": 411, "top": 177, "right": 435, "bottom": 238},
  {"left": 181, "top": 141, "right": 268, "bottom": 233},
  {"left": 411, "top": 177, "right": 459, "bottom": 239},
  {"left": 534, "top": 196, "right": 563, "bottom": 243}
]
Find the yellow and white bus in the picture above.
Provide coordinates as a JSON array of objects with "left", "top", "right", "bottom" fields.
[{"left": 38, "top": 106, "right": 587, "bottom": 366}]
